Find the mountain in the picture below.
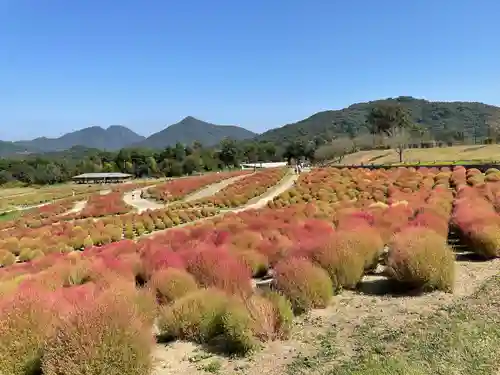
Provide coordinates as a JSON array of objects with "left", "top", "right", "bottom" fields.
[
  {"left": 12, "top": 125, "right": 145, "bottom": 153},
  {"left": 256, "top": 96, "right": 500, "bottom": 144},
  {"left": 135, "top": 116, "right": 256, "bottom": 149},
  {"left": 0, "top": 141, "right": 30, "bottom": 157}
]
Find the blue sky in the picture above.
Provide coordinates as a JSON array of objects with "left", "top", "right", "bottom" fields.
[{"left": 1, "top": 0, "right": 499, "bottom": 140}]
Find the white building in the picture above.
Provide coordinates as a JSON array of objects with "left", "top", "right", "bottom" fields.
[{"left": 241, "top": 162, "right": 288, "bottom": 170}]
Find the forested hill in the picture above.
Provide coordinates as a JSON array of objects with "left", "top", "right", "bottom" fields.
[
  {"left": 134, "top": 116, "right": 256, "bottom": 149},
  {"left": 256, "top": 96, "right": 500, "bottom": 144}
]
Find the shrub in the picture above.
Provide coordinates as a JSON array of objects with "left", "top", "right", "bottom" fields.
[
  {"left": 387, "top": 227, "right": 455, "bottom": 292},
  {"left": 184, "top": 248, "right": 253, "bottom": 298},
  {"left": 149, "top": 268, "right": 198, "bottom": 304},
  {"left": 140, "top": 247, "right": 185, "bottom": 279},
  {"left": 158, "top": 288, "right": 228, "bottom": 343},
  {"left": 0, "top": 285, "right": 58, "bottom": 375},
  {"left": 0, "top": 249, "right": 16, "bottom": 267},
  {"left": 312, "top": 230, "right": 381, "bottom": 289},
  {"left": 273, "top": 258, "right": 333, "bottom": 314},
  {"left": 234, "top": 250, "right": 269, "bottom": 277},
  {"left": 18, "top": 248, "right": 33, "bottom": 262},
  {"left": 41, "top": 288, "right": 154, "bottom": 375},
  {"left": 264, "top": 291, "right": 294, "bottom": 339},
  {"left": 466, "top": 223, "right": 500, "bottom": 258},
  {"left": 220, "top": 299, "right": 257, "bottom": 355},
  {"left": 244, "top": 294, "right": 278, "bottom": 341}
]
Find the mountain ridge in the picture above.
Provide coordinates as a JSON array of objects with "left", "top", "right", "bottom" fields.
[
  {"left": 2, "top": 96, "right": 500, "bottom": 157},
  {"left": 256, "top": 96, "right": 500, "bottom": 144},
  {"left": 132, "top": 116, "right": 257, "bottom": 149},
  {"left": 0, "top": 117, "right": 257, "bottom": 156}
]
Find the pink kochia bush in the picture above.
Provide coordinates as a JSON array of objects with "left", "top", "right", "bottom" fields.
[
  {"left": 41, "top": 285, "right": 155, "bottom": 375},
  {"left": 183, "top": 247, "right": 253, "bottom": 298},
  {"left": 387, "top": 227, "right": 455, "bottom": 292},
  {"left": 452, "top": 187, "right": 500, "bottom": 258}
]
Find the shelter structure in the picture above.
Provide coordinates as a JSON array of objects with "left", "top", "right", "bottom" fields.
[{"left": 72, "top": 172, "right": 133, "bottom": 184}]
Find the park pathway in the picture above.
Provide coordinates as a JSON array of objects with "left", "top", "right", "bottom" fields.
[{"left": 123, "top": 189, "right": 164, "bottom": 213}]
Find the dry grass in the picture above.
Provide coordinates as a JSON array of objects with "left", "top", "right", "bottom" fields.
[{"left": 339, "top": 144, "right": 500, "bottom": 165}]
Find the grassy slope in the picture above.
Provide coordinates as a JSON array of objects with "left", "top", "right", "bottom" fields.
[
  {"left": 338, "top": 144, "right": 500, "bottom": 165},
  {"left": 288, "top": 275, "right": 500, "bottom": 375}
]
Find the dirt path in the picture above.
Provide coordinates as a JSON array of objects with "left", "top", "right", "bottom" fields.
[
  {"left": 61, "top": 200, "right": 87, "bottom": 216},
  {"left": 13, "top": 202, "right": 51, "bottom": 211},
  {"left": 232, "top": 173, "right": 298, "bottom": 213},
  {"left": 124, "top": 189, "right": 165, "bottom": 213}
]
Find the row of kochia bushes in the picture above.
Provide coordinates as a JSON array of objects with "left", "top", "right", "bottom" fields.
[
  {"left": 0, "top": 194, "right": 87, "bottom": 231},
  {"left": 0, "top": 185, "right": 461, "bottom": 374},
  {"left": 0, "top": 181, "right": 158, "bottom": 230},
  {"left": 145, "top": 170, "right": 251, "bottom": 203},
  {"left": 0, "top": 207, "right": 219, "bottom": 266},
  {"left": 172, "top": 167, "right": 288, "bottom": 209},
  {"left": 269, "top": 165, "right": 500, "bottom": 208}
]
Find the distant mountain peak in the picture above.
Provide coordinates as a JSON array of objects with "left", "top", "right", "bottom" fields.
[
  {"left": 135, "top": 117, "right": 256, "bottom": 149},
  {"left": 9, "top": 125, "right": 145, "bottom": 153}
]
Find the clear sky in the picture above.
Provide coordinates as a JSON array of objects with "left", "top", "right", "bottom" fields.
[{"left": 1, "top": 0, "right": 499, "bottom": 140}]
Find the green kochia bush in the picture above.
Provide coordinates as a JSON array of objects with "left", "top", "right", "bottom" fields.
[
  {"left": 387, "top": 227, "right": 455, "bottom": 292},
  {"left": 149, "top": 267, "right": 198, "bottom": 304},
  {"left": 273, "top": 257, "right": 333, "bottom": 314},
  {"left": 158, "top": 288, "right": 259, "bottom": 355},
  {"left": 0, "top": 285, "right": 58, "bottom": 375},
  {"left": 41, "top": 287, "right": 154, "bottom": 375}
]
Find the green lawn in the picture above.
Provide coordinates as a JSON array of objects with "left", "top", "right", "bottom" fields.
[{"left": 0, "top": 210, "right": 21, "bottom": 221}]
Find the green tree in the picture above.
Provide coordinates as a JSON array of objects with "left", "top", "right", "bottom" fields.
[
  {"left": 218, "top": 138, "right": 240, "bottom": 167},
  {"left": 183, "top": 155, "right": 201, "bottom": 175},
  {"left": 366, "top": 103, "right": 411, "bottom": 137}
]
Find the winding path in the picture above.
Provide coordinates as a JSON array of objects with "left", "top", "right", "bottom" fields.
[
  {"left": 62, "top": 200, "right": 87, "bottom": 216},
  {"left": 123, "top": 189, "right": 164, "bottom": 213},
  {"left": 232, "top": 173, "right": 298, "bottom": 212}
]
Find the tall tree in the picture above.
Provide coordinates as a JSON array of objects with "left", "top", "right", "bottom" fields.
[
  {"left": 366, "top": 103, "right": 411, "bottom": 136},
  {"left": 218, "top": 138, "right": 240, "bottom": 167}
]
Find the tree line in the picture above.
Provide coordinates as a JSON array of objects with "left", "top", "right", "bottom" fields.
[{"left": 0, "top": 139, "right": 291, "bottom": 185}]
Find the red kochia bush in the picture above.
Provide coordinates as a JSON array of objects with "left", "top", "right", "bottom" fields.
[
  {"left": 183, "top": 247, "right": 253, "bottom": 298},
  {"left": 273, "top": 257, "right": 333, "bottom": 314},
  {"left": 387, "top": 227, "right": 455, "bottom": 292},
  {"left": 140, "top": 245, "right": 185, "bottom": 279},
  {"left": 42, "top": 287, "right": 154, "bottom": 375},
  {"left": 0, "top": 285, "right": 59, "bottom": 375}
]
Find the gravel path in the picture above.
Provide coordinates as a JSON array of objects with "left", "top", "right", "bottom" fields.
[
  {"left": 232, "top": 173, "right": 298, "bottom": 212},
  {"left": 62, "top": 200, "right": 87, "bottom": 216},
  {"left": 123, "top": 189, "right": 164, "bottom": 213}
]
